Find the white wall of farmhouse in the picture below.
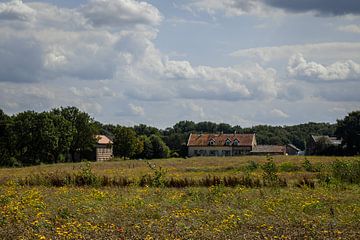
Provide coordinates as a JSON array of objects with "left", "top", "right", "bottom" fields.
[
  {"left": 188, "top": 146, "right": 252, "bottom": 157},
  {"left": 96, "top": 145, "right": 113, "bottom": 161}
]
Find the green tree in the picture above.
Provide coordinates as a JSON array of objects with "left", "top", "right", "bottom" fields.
[
  {"left": 336, "top": 111, "right": 360, "bottom": 155},
  {"left": 113, "top": 126, "right": 138, "bottom": 159},
  {"left": 48, "top": 112, "right": 74, "bottom": 162},
  {"left": 140, "top": 135, "right": 154, "bottom": 159},
  {"left": 52, "top": 107, "right": 97, "bottom": 161},
  {"left": 150, "top": 134, "right": 170, "bottom": 159},
  {"left": 12, "top": 111, "right": 39, "bottom": 165},
  {"left": 0, "top": 109, "right": 16, "bottom": 166}
]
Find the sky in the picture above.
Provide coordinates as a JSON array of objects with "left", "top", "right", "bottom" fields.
[{"left": 0, "top": 0, "right": 359, "bottom": 128}]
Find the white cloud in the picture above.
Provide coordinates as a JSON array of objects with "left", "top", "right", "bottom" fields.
[
  {"left": 129, "top": 103, "right": 145, "bottom": 116},
  {"left": 81, "top": 0, "right": 162, "bottom": 28},
  {"left": 270, "top": 108, "right": 289, "bottom": 118},
  {"left": 338, "top": 24, "right": 360, "bottom": 33},
  {"left": 70, "top": 86, "right": 117, "bottom": 98},
  {"left": 185, "top": 0, "right": 274, "bottom": 17},
  {"left": 288, "top": 53, "right": 360, "bottom": 81},
  {"left": 230, "top": 42, "right": 360, "bottom": 62},
  {"left": 181, "top": 102, "right": 205, "bottom": 118},
  {"left": 0, "top": 0, "right": 35, "bottom": 21}
]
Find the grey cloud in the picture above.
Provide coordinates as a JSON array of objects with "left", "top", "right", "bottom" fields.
[
  {"left": 188, "top": 0, "right": 360, "bottom": 16},
  {"left": 263, "top": 0, "right": 360, "bottom": 16},
  {"left": 0, "top": 0, "right": 35, "bottom": 21},
  {"left": 277, "top": 83, "right": 305, "bottom": 101},
  {"left": 0, "top": 36, "right": 43, "bottom": 82},
  {"left": 316, "top": 83, "right": 360, "bottom": 102}
]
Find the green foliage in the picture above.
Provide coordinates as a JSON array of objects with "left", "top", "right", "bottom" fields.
[
  {"left": 75, "top": 161, "right": 99, "bottom": 186},
  {"left": 52, "top": 106, "right": 97, "bottom": 161},
  {"left": 302, "top": 158, "right": 313, "bottom": 172},
  {"left": 113, "top": 126, "right": 139, "bottom": 159},
  {"left": 331, "top": 159, "right": 360, "bottom": 184},
  {"left": 336, "top": 111, "right": 360, "bottom": 155},
  {"left": 141, "top": 135, "right": 154, "bottom": 159},
  {"left": 301, "top": 158, "right": 323, "bottom": 172},
  {"left": 149, "top": 134, "right": 170, "bottom": 159},
  {"left": 245, "top": 160, "right": 259, "bottom": 172},
  {"left": 143, "top": 161, "right": 168, "bottom": 187},
  {"left": 279, "top": 162, "right": 301, "bottom": 172},
  {"left": 262, "top": 156, "right": 279, "bottom": 186}
]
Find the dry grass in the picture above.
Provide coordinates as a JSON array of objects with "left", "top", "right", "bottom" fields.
[
  {"left": 0, "top": 155, "right": 357, "bottom": 180},
  {"left": 1, "top": 156, "right": 360, "bottom": 239}
]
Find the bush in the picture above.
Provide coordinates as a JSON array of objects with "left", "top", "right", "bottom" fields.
[
  {"left": 262, "top": 156, "right": 278, "bottom": 186},
  {"left": 245, "top": 160, "right": 259, "bottom": 172},
  {"left": 331, "top": 159, "right": 360, "bottom": 184}
]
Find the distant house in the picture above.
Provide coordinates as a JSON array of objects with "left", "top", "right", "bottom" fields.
[
  {"left": 286, "top": 144, "right": 301, "bottom": 155},
  {"left": 306, "top": 135, "right": 341, "bottom": 155},
  {"left": 187, "top": 133, "right": 256, "bottom": 157},
  {"left": 95, "top": 135, "right": 113, "bottom": 161},
  {"left": 250, "top": 145, "right": 286, "bottom": 155}
]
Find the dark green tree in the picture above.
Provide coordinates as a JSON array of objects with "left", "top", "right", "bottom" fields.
[
  {"left": 113, "top": 126, "right": 138, "bottom": 159},
  {"left": 336, "top": 111, "right": 360, "bottom": 155},
  {"left": 138, "top": 135, "right": 153, "bottom": 159},
  {"left": 0, "top": 110, "right": 16, "bottom": 166},
  {"left": 12, "top": 111, "right": 39, "bottom": 165},
  {"left": 150, "top": 134, "right": 170, "bottom": 159},
  {"left": 51, "top": 107, "right": 97, "bottom": 161}
]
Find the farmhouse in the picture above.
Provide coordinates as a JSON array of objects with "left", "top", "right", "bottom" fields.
[
  {"left": 250, "top": 145, "right": 286, "bottom": 155},
  {"left": 95, "top": 135, "right": 113, "bottom": 161},
  {"left": 307, "top": 135, "right": 341, "bottom": 155},
  {"left": 286, "top": 144, "right": 301, "bottom": 155},
  {"left": 187, "top": 133, "right": 256, "bottom": 157}
]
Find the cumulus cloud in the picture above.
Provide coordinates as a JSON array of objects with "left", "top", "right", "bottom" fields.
[
  {"left": 121, "top": 50, "right": 280, "bottom": 102},
  {"left": 81, "top": 0, "right": 162, "bottom": 28},
  {"left": 230, "top": 42, "right": 360, "bottom": 62},
  {"left": 0, "top": 0, "right": 35, "bottom": 21},
  {"left": 0, "top": 0, "right": 161, "bottom": 83},
  {"left": 288, "top": 53, "right": 360, "bottom": 81}
]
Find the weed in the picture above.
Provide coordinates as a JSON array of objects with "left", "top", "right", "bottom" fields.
[{"left": 279, "top": 162, "right": 301, "bottom": 172}]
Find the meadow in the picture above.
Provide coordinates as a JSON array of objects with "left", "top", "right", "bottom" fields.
[{"left": 1, "top": 156, "right": 360, "bottom": 239}]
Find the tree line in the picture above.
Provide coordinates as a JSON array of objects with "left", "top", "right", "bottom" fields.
[{"left": 0, "top": 107, "right": 359, "bottom": 166}]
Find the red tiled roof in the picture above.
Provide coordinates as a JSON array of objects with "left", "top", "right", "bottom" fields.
[
  {"left": 187, "top": 133, "right": 255, "bottom": 147},
  {"left": 96, "top": 135, "right": 113, "bottom": 145}
]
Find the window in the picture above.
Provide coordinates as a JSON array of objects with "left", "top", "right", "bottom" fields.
[
  {"left": 208, "top": 139, "right": 215, "bottom": 145},
  {"left": 225, "top": 138, "right": 231, "bottom": 146},
  {"left": 233, "top": 139, "right": 239, "bottom": 146}
]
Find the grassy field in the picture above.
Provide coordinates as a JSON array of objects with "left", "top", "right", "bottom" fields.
[{"left": 1, "top": 156, "right": 360, "bottom": 239}]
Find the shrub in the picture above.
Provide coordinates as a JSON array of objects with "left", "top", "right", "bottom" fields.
[
  {"left": 143, "top": 161, "right": 168, "bottom": 187},
  {"left": 331, "top": 159, "right": 360, "bottom": 184},
  {"left": 302, "top": 158, "right": 313, "bottom": 172},
  {"left": 262, "top": 156, "right": 279, "bottom": 186},
  {"left": 245, "top": 160, "right": 259, "bottom": 172}
]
